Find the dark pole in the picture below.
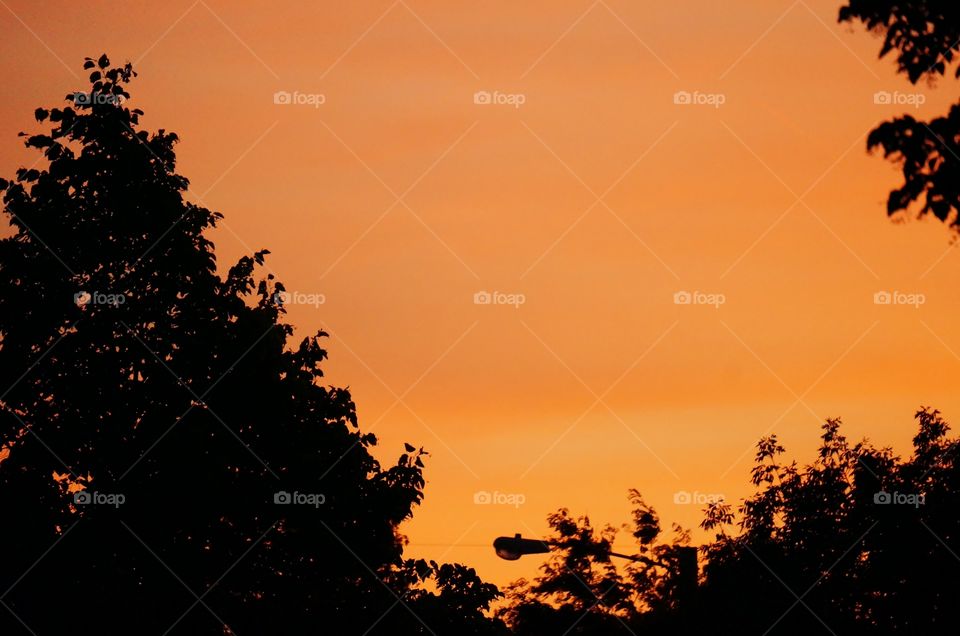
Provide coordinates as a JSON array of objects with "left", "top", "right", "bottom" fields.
[{"left": 676, "top": 546, "right": 698, "bottom": 626}]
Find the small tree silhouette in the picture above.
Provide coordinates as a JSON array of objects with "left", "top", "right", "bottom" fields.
[
  {"left": 499, "top": 492, "right": 694, "bottom": 635},
  {"left": 0, "top": 55, "right": 504, "bottom": 635},
  {"left": 501, "top": 409, "right": 960, "bottom": 635}
]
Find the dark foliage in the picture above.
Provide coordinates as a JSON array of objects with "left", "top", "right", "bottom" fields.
[
  {"left": 0, "top": 55, "right": 505, "bottom": 635},
  {"left": 840, "top": 0, "right": 960, "bottom": 229},
  {"left": 500, "top": 409, "right": 960, "bottom": 635}
]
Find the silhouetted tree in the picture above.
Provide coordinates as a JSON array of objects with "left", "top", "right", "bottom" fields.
[
  {"left": 698, "top": 409, "right": 960, "bottom": 635},
  {"left": 840, "top": 1, "right": 960, "bottom": 229},
  {"left": 0, "top": 55, "right": 505, "bottom": 635},
  {"left": 499, "top": 492, "right": 694, "bottom": 635},
  {"left": 498, "top": 509, "right": 632, "bottom": 634},
  {"left": 501, "top": 409, "right": 960, "bottom": 635}
]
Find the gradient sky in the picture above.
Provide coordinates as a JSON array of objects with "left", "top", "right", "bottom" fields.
[{"left": 1, "top": 0, "right": 958, "bottom": 588}]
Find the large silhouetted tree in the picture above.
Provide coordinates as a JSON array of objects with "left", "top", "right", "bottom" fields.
[
  {"left": 840, "top": 1, "right": 960, "bottom": 229},
  {"left": 0, "top": 55, "right": 505, "bottom": 635}
]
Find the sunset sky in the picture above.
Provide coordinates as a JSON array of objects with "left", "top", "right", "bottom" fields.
[{"left": 1, "top": 0, "right": 958, "bottom": 588}]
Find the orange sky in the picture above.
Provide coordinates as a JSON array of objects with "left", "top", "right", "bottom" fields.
[{"left": 1, "top": 0, "right": 958, "bottom": 588}]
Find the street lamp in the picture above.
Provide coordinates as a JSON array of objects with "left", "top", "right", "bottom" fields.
[
  {"left": 492, "top": 534, "right": 698, "bottom": 611},
  {"left": 493, "top": 533, "right": 667, "bottom": 566},
  {"left": 493, "top": 533, "right": 551, "bottom": 560}
]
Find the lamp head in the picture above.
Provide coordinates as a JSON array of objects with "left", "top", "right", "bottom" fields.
[{"left": 493, "top": 534, "right": 551, "bottom": 561}]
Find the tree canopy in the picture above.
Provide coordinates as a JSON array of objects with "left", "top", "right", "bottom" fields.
[
  {"left": 496, "top": 409, "right": 960, "bottom": 635},
  {"left": 0, "top": 55, "right": 504, "bottom": 635}
]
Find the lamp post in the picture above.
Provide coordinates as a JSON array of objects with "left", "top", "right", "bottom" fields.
[{"left": 492, "top": 534, "right": 698, "bottom": 615}]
